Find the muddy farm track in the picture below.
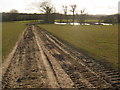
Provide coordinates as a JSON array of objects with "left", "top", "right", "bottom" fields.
[{"left": 2, "top": 25, "right": 120, "bottom": 89}]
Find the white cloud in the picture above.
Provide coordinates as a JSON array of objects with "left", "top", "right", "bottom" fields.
[
  {"left": 52, "top": 0, "right": 119, "bottom": 14},
  {"left": 0, "top": 0, "right": 119, "bottom": 14},
  {"left": 119, "top": 1, "right": 120, "bottom": 13}
]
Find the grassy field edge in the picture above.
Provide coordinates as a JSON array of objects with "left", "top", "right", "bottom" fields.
[{"left": 39, "top": 24, "right": 118, "bottom": 69}]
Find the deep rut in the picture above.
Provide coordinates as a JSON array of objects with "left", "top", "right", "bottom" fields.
[{"left": 2, "top": 24, "right": 120, "bottom": 89}]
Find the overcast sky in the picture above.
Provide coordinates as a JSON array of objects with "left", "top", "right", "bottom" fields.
[{"left": 0, "top": 0, "right": 119, "bottom": 15}]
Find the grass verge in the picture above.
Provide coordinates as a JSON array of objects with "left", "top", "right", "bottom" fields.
[{"left": 2, "top": 21, "right": 26, "bottom": 61}]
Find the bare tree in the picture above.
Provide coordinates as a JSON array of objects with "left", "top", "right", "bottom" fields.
[
  {"left": 62, "top": 5, "right": 68, "bottom": 23},
  {"left": 70, "top": 5, "right": 77, "bottom": 25},
  {"left": 79, "top": 9, "right": 86, "bottom": 24},
  {"left": 9, "top": 9, "right": 19, "bottom": 21},
  {"left": 40, "top": 2, "right": 54, "bottom": 23},
  {"left": 10, "top": 9, "right": 19, "bottom": 13}
]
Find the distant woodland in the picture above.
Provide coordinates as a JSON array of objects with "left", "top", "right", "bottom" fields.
[{"left": 1, "top": 12, "right": 119, "bottom": 24}]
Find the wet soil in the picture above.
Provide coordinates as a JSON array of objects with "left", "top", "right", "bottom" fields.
[{"left": 2, "top": 25, "right": 120, "bottom": 89}]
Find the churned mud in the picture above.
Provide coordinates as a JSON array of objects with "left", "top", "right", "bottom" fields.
[{"left": 2, "top": 24, "right": 120, "bottom": 89}]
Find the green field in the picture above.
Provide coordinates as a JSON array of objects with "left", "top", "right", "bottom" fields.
[
  {"left": 2, "top": 21, "right": 26, "bottom": 61},
  {"left": 2, "top": 21, "right": 119, "bottom": 68},
  {"left": 40, "top": 24, "right": 118, "bottom": 68}
]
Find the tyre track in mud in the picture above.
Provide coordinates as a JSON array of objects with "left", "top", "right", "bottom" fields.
[
  {"left": 35, "top": 25, "right": 120, "bottom": 89},
  {"left": 2, "top": 26, "right": 50, "bottom": 88},
  {"left": 2, "top": 24, "right": 120, "bottom": 89},
  {"left": 2, "top": 25, "right": 73, "bottom": 89}
]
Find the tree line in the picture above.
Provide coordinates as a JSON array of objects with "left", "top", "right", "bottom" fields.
[
  {"left": 2, "top": 12, "right": 119, "bottom": 24},
  {"left": 1, "top": 2, "right": 119, "bottom": 24}
]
